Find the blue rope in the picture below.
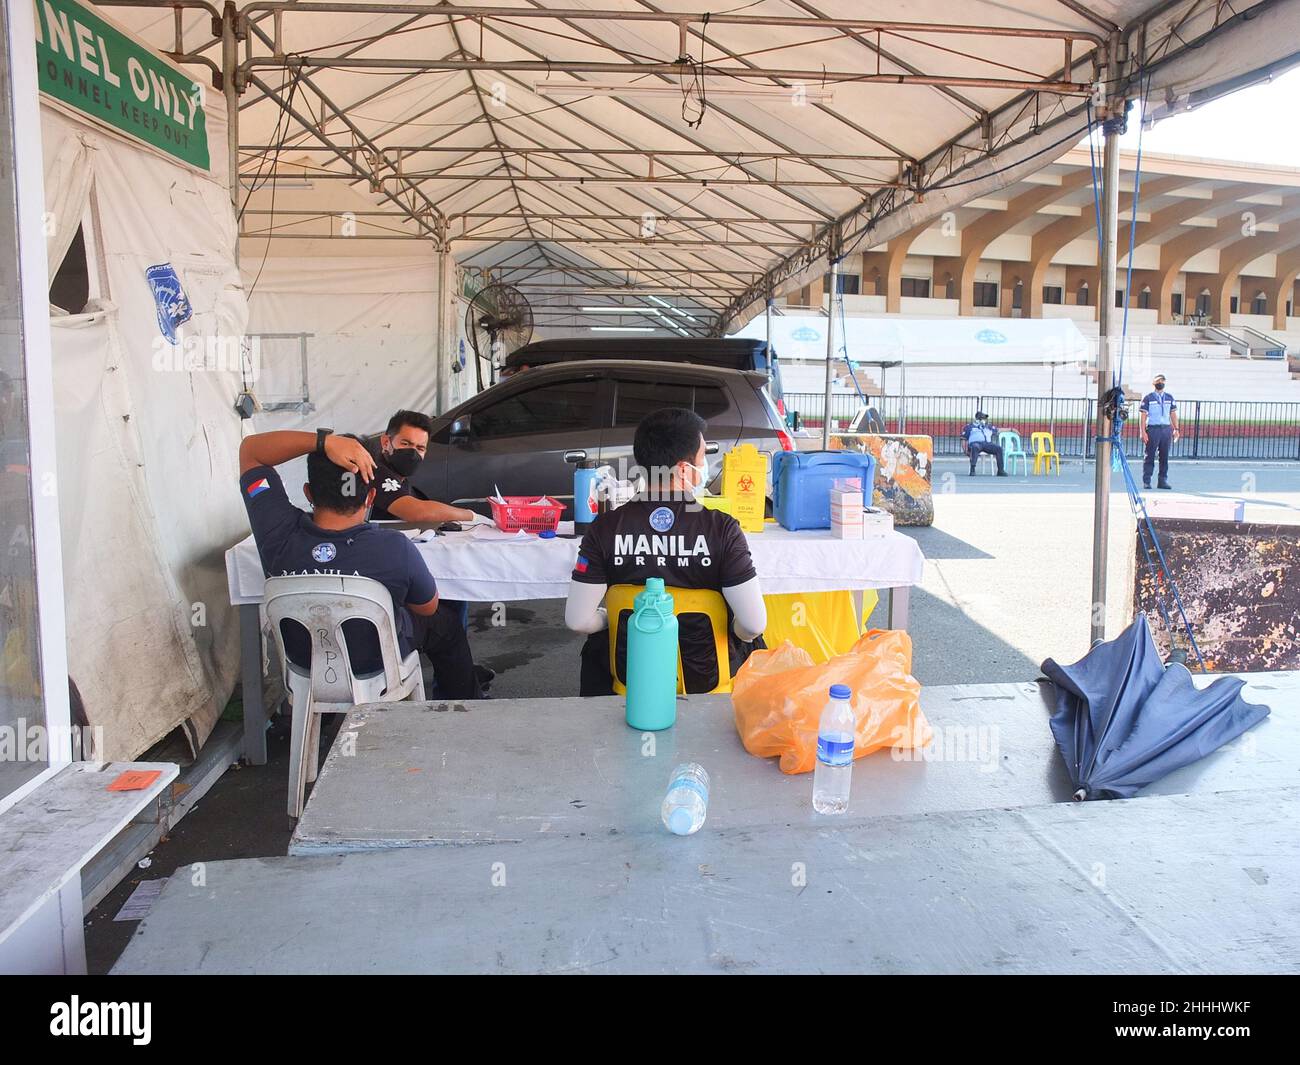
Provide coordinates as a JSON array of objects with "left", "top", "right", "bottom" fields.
[
  {"left": 1086, "top": 99, "right": 1104, "bottom": 255},
  {"left": 1117, "top": 76, "right": 1152, "bottom": 388},
  {"left": 1085, "top": 87, "right": 1207, "bottom": 671}
]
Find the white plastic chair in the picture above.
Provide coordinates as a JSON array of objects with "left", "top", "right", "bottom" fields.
[{"left": 264, "top": 574, "right": 425, "bottom": 817}]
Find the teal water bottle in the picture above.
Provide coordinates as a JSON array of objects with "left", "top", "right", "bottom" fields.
[{"left": 625, "top": 578, "right": 678, "bottom": 731}]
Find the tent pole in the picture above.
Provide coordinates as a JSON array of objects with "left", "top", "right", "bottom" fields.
[
  {"left": 900, "top": 361, "right": 907, "bottom": 434},
  {"left": 765, "top": 294, "right": 774, "bottom": 401},
  {"left": 221, "top": 2, "right": 239, "bottom": 223},
  {"left": 435, "top": 241, "right": 448, "bottom": 414},
  {"left": 436, "top": 238, "right": 457, "bottom": 413},
  {"left": 1050, "top": 362, "right": 1056, "bottom": 437},
  {"left": 1090, "top": 96, "right": 1122, "bottom": 645},
  {"left": 821, "top": 258, "right": 839, "bottom": 448}
]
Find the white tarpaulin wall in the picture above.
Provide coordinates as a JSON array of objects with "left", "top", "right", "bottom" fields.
[
  {"left": 43, "top": 94, "right": 247, "bottom": 761},
  {"left": 734, "top": 314, "right": 1092, "bottom": 366},
  {"left": 241, "top": 255, "right": 475, "bottom": 507}
]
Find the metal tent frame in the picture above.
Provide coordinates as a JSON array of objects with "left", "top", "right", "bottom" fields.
[{"left": 85, "top": 0, "right": 1300, "bottom": 641}]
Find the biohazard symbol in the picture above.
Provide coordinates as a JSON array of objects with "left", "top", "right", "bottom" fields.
[{"left": 738, "top": 474, "right": 756, "bottom": 493}]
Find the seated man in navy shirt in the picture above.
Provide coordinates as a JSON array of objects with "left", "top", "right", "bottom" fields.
[
  {"left": 960, "top": 410, "right": 1008, "bottom": 477},
  {"left": 238, "top": 428, "right": 483, "bottom": 698}
]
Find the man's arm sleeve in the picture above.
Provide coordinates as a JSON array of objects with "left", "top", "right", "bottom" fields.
[
  {"left": 403, "top": 539, "right": 438, "bottom": 605},
  {"left": 570, "top": 524, "right": 608, "bottom": 584},
  {"left": 718, "top": 515, "right": 758, "bottom": 588},
  {"left": 722, "top": 577, "right": 766, "bottom": 642},
  {"left": 373, "top": 474, "right": 412, "bottom": 515},
  {"left": 1138, "top": 395, "right": 1151, "bottom": 413},
  {"left": 239, "top": 466, "right": 300, "bottom": 559},
  {"left": 565, "top": 579, "right": 608, "bottom": 634}
]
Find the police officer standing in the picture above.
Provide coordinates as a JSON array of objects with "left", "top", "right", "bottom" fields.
[{"left": 1139, "top": 373, "right": 1179, "bottom": 490}]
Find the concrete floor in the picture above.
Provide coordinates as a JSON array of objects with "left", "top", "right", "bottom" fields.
[{"left": 83, "top": 454, "right": 1300, "bottom": 971}]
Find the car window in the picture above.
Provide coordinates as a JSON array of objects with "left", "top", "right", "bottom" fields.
[
  {"left": 693, "top": 385, "right": 729, "bottom": 419},
  {"left": 613, "top": 379, "right": 695, "bottom": 426},
  {"left": 472, "top": 378, "right": 600, "bottom": 439}
]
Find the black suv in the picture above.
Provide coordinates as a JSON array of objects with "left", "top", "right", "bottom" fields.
[{"left": 409, "top": 359, "right": 791, "bottom": 516}]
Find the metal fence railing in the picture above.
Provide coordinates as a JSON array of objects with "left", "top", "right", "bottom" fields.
[{"left": 783, "top": 393, "right": 1300, "bottom": 461}]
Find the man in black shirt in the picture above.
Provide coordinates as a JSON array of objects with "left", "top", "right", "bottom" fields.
[
  {"left": 565, "top": 408, "right": 767, "bottom": 695},
  {"left": 239, "top": 428, "right": 483, "bottom": 698},
  {"left": 364, "top": 409, "right": 480, "bottom": 524},
  {"left": 362, "top": 409, "right": 495, "bottom": 691}
]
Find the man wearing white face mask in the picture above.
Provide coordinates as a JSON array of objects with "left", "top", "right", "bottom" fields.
[{"left": 565, "top": 407, "right": 767, "bottom": 695}]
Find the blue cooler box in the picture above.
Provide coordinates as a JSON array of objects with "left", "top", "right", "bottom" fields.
[{"left": 771, "top": 451, "right": 877, "bottom": 531}]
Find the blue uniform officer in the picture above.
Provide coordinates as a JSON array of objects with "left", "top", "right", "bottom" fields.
[
  {"left": 1139, "top": 373, "right": 1179, "bottom": 490},
  {"left": 961, "top": 410, "right": 1007, "bottom": 476}
]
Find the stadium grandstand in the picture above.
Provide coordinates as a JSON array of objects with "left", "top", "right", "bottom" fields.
[{"left": 734, "top": 146, "right": 1300, "bottom": 457}]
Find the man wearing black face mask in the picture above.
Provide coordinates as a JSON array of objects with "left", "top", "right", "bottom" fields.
[
  {"left": 364, "top": 410, "right": 495, "bottom": 691},
  {"left": 365, "top": 410, "right": 479, "bottom": 524}
]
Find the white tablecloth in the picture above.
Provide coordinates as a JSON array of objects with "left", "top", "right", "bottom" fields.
[{"left": 225, "top": 525, "right": 925, "bottom": 605}]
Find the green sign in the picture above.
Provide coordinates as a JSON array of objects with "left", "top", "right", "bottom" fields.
[{"left": 33, "top": 0, "right": 210, "bottom": 171}]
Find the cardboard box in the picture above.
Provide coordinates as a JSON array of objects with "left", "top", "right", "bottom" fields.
[{"left": 1143, "top": 495, "right": 1244, "bottom": 522}]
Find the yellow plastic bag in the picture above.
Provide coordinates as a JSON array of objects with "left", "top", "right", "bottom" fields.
[{"left": 731, "top": 630, "right": 931, "bottom": 774}]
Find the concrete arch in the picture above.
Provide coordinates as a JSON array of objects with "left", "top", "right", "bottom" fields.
[
  {"left": 1024, "top": 176, "right": 1184, "bottom": 319},
  {"left": 1152, "top": 203, "right": 1297, "bottom": 323},
  {"left": 1207, "top": 222, "right": 1300, "bottom": 323},
  {"left": 953, "top": 171, "right": 1094, "bottom": 315},
  {"left": 1269, "top": 246, "right": 1300, "bottom": 328}
]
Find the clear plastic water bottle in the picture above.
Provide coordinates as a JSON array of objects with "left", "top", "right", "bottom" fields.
[
  {"left": 661, "top": 762, "right": 710, "bottom": 835},
  {"left": 813, "top": 684, "right": 856, "bottom": 814}
]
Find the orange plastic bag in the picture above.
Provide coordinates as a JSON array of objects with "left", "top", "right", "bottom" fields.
[{"left": 731, "top": 630, "right": 932, "bottom": 774}]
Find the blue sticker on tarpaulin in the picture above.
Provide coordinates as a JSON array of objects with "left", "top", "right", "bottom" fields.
[{"left": 145, "top": 263, "right": 193, "bottom": 344}]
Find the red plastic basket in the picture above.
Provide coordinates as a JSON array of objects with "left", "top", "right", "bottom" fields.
[{"left": 489, "top": 495, "right": 564, "bottom": 533}]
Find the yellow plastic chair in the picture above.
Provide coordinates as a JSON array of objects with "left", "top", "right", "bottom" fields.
[
  {"left": 1031, "top": 431, "right": 1061, "bottom": 475},
  {"left": 605, "top": 584, "right": 733, "bottom": 695},
  {"left": 763, "top": 590, "right": 880, "bottom": 663}
]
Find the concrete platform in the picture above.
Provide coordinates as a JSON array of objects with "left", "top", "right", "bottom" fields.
[
  {"left": 113, "top": 787, "right": 1300, "bottom": 975},
  {"left": 2, "top": 762, "right": 178, "bottom": 974},
  {"left": 289, "top": 674, "right": 1296, "bottom": 856}
]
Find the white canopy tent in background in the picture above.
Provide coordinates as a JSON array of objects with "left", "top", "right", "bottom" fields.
[
  {"left": 733, "top": 313, "right": 1092, "bottom": 367},
  {"left": 21, "top": 0, "right": 1300, "bottom": 762}
]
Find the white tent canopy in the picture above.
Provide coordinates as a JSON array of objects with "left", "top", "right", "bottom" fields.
[
  {"left": 92, "top": 0, "right": 1300, "bottom": 342},
  {"left": 25, "top": 0, "right": 1300, "bottom": 759},
  {"left": 733, "top": 313, "right": 1091, "bottom": 367}
]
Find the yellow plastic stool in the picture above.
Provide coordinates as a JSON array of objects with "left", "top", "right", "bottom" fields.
[
  {"left": 605, "top": 584, "right": 733, "bottom": 695},
  {"left": 1031, "top": 431, "right": 1061, "bottom": 475},
  {"left": 762, "top": 589, "right": 880, "bottom": 663}
]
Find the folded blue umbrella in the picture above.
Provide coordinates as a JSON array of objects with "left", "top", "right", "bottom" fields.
[{"left": 1041, "top": 615, "right": 1270, "bottom": 800}]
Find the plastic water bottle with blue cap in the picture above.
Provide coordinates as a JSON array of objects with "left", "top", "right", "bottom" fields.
[
  {"left": 813, "top": 684, "right": 855, "bottom": 814},
  {"left": 661, "top": 762, "right": 709, "bottom": 835}
]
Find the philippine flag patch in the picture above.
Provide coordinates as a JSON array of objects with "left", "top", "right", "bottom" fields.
[
  {"left": 574, "top": 555, "right": 589, "bottom": 574},
  {"left": 246, "top": 478, "right": 270, "bottom": 498}
]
